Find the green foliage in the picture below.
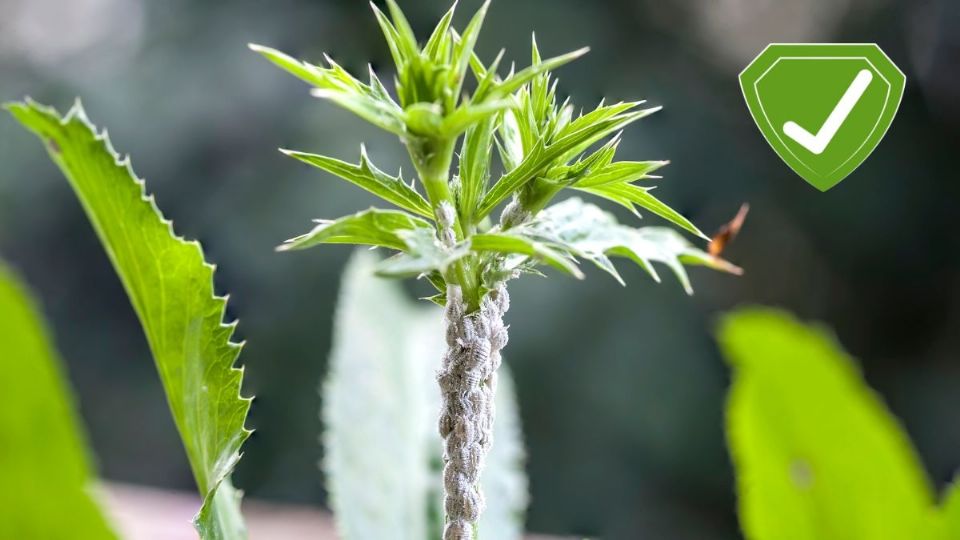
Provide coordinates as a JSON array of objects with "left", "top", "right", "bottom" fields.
[
  {"left": 6, "top": 100, "right": 252, "bottom": 539},
  {"left": 323, "top": 251, "right": 527, "bottom": 540},
  {"left": 252, "top": 0, "right": 736, "bottom": 312},
  {"left": 0, "top": 261, "right": 117, "bottom": 540},
  {"left": 523, "top": 198, "right": 739, "bottom": 292},
  {"left": 281, "top": 146, "right": 433, "bottom": 218},
  {"left": 719, "top": 308, "right": 958, "bottom": 540}
]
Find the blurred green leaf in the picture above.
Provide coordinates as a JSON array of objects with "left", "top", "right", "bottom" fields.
[
  {"left": 6, "top": 99, "right": 251, "bottom": 540},
  {"left": 943, "top": 482, "right": 960, "bottom": 538},
  {"left": 279, "top": 207, "right": 432, "bottom": 252},
  {"left": 719, "top": 308, "right": 940, "bottom": 540},
  {"left": 0, "top": 261, "right": 117, "bottom": 540},
  {"left": 281, "top": 146, "right": 432, "bottom": 218},
  {"left": 324, "top": 251, "right": 527, "bottom": 540}
]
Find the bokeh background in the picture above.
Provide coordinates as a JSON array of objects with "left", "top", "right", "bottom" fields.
[{"left": 1, "top": 0, "right": 958, "bottom": 537}]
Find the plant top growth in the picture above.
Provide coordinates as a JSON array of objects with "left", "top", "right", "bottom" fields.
[{"left": 251, "top": 1, "right": 740, "bottom": 537}]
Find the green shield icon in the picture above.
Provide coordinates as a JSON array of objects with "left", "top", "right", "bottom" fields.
[{"left": 740, "top": 44, "right": 905, "bottom": 191}]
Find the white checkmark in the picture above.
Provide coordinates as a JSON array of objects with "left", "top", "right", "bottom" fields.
[{"left": 783, "top": 69, "right": 873, "bottom": 155}]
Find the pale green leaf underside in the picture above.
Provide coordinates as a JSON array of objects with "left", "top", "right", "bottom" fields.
[
  {"left": 719, "top": 308, "right": 941, "bottom": 540},
  {"left": 6, "top": 100, "right": 251, "bottom": 539},
  {"left": 324, "top": 251, "right": 527, "bottom": 540},
  {"left": 526, "top": 198, "right": 737, "bottom": 293},
  {"left": 0, "top": 261, "right": 117, "bottom": 540}
]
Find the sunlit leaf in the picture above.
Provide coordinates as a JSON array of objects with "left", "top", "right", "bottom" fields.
[
  {"left": 0, "top": 261, "right": 117, "bottom": 540},
  {"left": 6, "top": 99, "right": 251, "bottom": 539}
]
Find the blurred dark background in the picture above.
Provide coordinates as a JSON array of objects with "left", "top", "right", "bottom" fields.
[{"left": 1, "top": 0, "right": 958, "bottom": 538}]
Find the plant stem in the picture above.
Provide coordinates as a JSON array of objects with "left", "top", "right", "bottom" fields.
[
  {"left": 407, "top": 136, "right": 481, "bottom": 312},
  {"left": 437, "top": 283, "right": 510, "bottom": 540}
]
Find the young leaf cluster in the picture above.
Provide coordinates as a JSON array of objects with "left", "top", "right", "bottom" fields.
[{"left": 253, "top": 0, "right": 736, "bottom": 311}]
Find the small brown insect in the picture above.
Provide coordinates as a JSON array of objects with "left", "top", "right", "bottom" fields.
[{"left": 708, "top": 203, "right": 749, "bottom": 258}]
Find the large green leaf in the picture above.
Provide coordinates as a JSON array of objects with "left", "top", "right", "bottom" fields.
[
  {"left": 0, "top": 261, "right": 117, "bottom": 540},
  {"left": 324, "top": 251, "right": 527, "bottom": 540},
  {"left": 6, "top": 100, "right": 251, "bottom": 539},
  {"left": 719, "top": 308, "right": 940, "bottom": 540}
]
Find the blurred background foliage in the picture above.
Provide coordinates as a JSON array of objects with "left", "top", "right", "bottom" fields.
[{"left": 0, "top": 0, "right": 958, "bottom": 537}]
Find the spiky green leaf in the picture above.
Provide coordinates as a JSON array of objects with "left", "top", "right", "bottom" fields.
[
  {"left": 423, "top": 2, "right": 457, "bottom": 62},
  {"left": 0, "top": 261, "right": 117, "bottom": 540},
  {"left": 249, "top": 44, "right": 406, "bottom": 136},
  {"left": 476, "top": 47, "right": 590, "bottom": 103},
  {"left": 470, "top": 232, "right": 583, "bottom": 278},
  {"left": 449, "top": 0, "right": 491, "bottom": 98},
  {"left": 457, "top": 114, "right": 497, "bottom": 225},
  {"left": 479, "top": 103, "right": 656, "bottom": 218},
  {"left": 279, "top": 208, "right": 432, "bottom": 252},
  {"left": 281, "top": 146, "right": 432, "bottom": 218},
  {"left": 577, "top": 182, "right": 707, "bottom": 239},
  {"left": 6, "top": 99, "right": 251, "bottom": 539},
  {"left": 311, "top": 88, "right": 407, "bottom": 137},
  {"left": 574, "top": 160, "right": 667, "bottom": 188}
]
